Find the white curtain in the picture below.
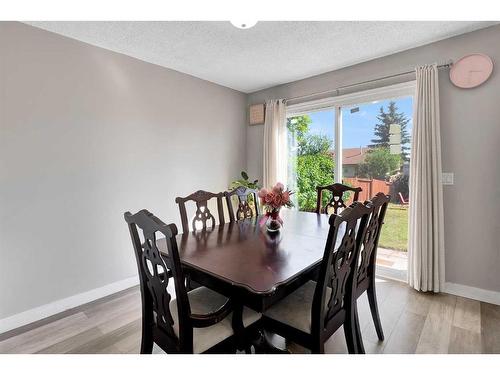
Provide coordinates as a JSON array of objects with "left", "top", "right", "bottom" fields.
[
  {"left": 408, "top": 64, "right": 445, "bottom": 292},
  {"left": 263, "top": 99, "right": 287, "bottom": 188}
]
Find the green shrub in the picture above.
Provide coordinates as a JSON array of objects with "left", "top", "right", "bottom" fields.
[
  {"left": 296, "top": 153, "right": 334, "bottom": 211},
  {"left": 358, "top": 147, "right": 401, "bottom": 179}
]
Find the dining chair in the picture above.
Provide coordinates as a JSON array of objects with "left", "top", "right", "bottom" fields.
[
  {"left": 353, "top": 192, "right": 390, "bottom": 353},
  {"left": 261, "top": 202, "right": 372, "bottom": 354},
  {"left": 315, "top": 183, "right": 362, "bottom": 214},
  {"left": 224, "top": 186, "right": 260, "bottom": 221},
  {"left": 124, "top": 209, "right": 261, "bottom": 354},
  {"left": 175, "top": 190, "right": 226, "bottom": 290},
  {"left": 175, "top": 190, "right": 225, "bottom": 233}
]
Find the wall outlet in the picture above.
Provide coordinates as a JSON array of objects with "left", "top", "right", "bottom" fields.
[{"left": 442, "top": 172, "right": 454, "bottom": 185}]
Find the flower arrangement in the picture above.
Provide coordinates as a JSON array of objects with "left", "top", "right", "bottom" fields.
[
  {"left": 258, "top": 182, "right": 294, "bottom": 212},
  {"left": 258, "top": 183, "right": 294, "bottom": 232}
]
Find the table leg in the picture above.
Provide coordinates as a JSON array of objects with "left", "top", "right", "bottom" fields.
[{"left": 232, "top": 302, "right": 251, "bottom": 353}]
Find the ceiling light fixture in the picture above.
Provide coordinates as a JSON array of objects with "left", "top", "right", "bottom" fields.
[{"left": 230, "top": 20, "right": 258, "bottom": 29}]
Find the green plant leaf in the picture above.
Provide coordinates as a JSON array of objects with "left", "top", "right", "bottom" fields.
[{"left": 230, "top": 171, "right": 261, "bottom": 191}]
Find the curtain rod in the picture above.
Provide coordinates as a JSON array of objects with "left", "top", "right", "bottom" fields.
[{"left": 286, "top": 61, "right": 453, "bottom": 103}]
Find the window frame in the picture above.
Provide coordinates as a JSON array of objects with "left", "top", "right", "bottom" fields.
[{"left": 286, "top": 81, "right": 416, "bottom": 183}]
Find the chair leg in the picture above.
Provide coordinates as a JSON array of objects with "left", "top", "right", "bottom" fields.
[
  {"left": 311, "top": 340, "right": 325, "bottom": 354},
  {"left": 367, "top": 280, "right": 384, "bottom": 341},
  {"left": 353, "top": 304, "right": 365, "bottom": 354},
  {"left": 343, "top": 316, "right": 357, "bottom": 354},
  {"left": 140, "top": 321, "right": 154, "bottom": 354}
]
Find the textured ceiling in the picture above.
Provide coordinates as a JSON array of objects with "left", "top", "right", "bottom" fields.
[{"left": 26, "top": 21, "right": 498, "bottom": 93}]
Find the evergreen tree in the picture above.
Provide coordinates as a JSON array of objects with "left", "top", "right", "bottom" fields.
[{"left": 370, "top": 101, "right": 411, "bottom": 160}]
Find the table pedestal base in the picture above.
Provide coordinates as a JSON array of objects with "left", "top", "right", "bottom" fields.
[{"left": 252, "top": 330, "right": 290, "bottom": 354}]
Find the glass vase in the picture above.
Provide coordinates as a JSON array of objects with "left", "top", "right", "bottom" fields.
[{"left": 265, "top": 210, "right": 282, "bottom": 232}]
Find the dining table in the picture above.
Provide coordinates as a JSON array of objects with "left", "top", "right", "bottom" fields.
[{"left": 157, "top": 209, "right": 333, "bottom": 352}]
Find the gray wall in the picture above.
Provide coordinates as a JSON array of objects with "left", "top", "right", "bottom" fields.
[
  {"left": 0, "top": 22, "right": 247, "bottom": 319},
  {"left": 247, "top": 25, "right": 500, "bottom": 293}
]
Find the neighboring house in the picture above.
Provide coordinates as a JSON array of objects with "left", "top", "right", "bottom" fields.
[
  {"left": 330, "top": 147, "right": 410, "bottom": 178},
  {"left": 330, "top": 147, "right": 370, "bottom": 178}
]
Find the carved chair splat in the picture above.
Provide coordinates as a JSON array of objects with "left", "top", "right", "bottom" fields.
[
  {"left": 224, "top": 186, "right": 260, "bottom": 222},
  {"left": 315, "top": 183, "right": 362, "bottom": 215},
  {"left": 175, "top": 190, "right": 225, "bottom": 233}
]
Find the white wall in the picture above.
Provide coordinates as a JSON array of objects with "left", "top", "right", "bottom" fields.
[
  {"left": 247, "top": 25, "right": 500, "bottom": 294},
  {"left": 0, "top": 22, "right": 247, "bottom": 320}
]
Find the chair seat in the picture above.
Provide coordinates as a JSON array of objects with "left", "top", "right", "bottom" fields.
[
  {"left": 263, "top": 280, "right": 331, "bottom": 334},
  {"left": 170, "top": 286, "right": 261, "bottom": 353}
]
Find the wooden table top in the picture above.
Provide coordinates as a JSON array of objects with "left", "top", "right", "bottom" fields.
[{"left": 160, "top": 210, "right": 332, "bottom": 295}]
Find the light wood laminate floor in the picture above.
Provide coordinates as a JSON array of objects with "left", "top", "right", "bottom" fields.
[{"left": 1, "top": 278, "right": 499, "bottom": 354}]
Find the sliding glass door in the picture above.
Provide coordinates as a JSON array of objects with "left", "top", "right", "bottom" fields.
[
  {"left": 286, "top": 82, "right": 414, "bottom": 280},
  {"left": 341, "top": 97, "right": 412, "bottom": 279}
]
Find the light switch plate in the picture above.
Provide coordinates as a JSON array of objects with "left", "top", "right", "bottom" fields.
[{"left": 442, "top": 172, "right": 454, "bottom": 185}]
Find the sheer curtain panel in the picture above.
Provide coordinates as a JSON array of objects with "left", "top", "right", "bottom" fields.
[
  {"left": 262, "top": 99, "right": 287, "bottom": 189},
  {"left": 408, "top": 64, "right": 445, "bottom": 292}
]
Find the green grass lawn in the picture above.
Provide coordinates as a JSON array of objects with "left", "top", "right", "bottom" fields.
[{"left": 378, "top": 204, "right": 408, "bottom": 251}]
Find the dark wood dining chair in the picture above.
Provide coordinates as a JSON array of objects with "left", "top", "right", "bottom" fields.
[
  {"left": 315, "top": 183, "right": 362, "bottom": 214},
  {"left": 124, "top": 209, "right": 260, "bottom": 354},
  {"left": 224, "top": 186, "right": 260, "bottom": 221},
  {"left": 261, "top": 202, "right": 372, "bottom": 354},
  {"left": 175, "top": 190, "right": 225, "bottom": 233},
  {"left": 353, "top": 192, "right": 390, "bottom": 353}
]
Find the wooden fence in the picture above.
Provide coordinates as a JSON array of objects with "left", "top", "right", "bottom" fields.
[{"left": 343, "top": 177, "right": 391, "bottom": 203}]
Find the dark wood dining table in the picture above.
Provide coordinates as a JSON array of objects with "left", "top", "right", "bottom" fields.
[{"left": 158, "top": 209, "right": 331, "bottom": 313}]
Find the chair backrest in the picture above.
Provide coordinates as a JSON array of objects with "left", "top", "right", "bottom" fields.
[
  {"left": 175, "top": 190, "right": 225, "bottom": 233},
  {"left": 224, "top": 186, "right": 260, "bottom": 221},
  {"left": 315, "top": 183, "right": 362, "bottom": 214},
  {"left": 124, "top": 210, "right": 191, "bottom": 351},
  {"left": 311, "top": 201, "right": 371, "bottom": 335},
  {"left": 356, "top": 193, "right": 390, "bottom": 288}
]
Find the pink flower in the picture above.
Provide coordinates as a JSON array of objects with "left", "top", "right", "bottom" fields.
[
  {"left": 272, "top": 182, "right": 284, "bottom": 193},
  {"left": 273, "top": 194, "right": 282, "bottom": 207},
  {"left": 258, "top": 188, "right": 268, "bottom": 198},
  {"left": 264, "top": 192, "right": 275, "bottom": 204}
]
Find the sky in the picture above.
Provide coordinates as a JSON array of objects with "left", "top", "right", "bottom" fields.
[{"left": 305, "top": 96, "right": 413, "bottom": 149}]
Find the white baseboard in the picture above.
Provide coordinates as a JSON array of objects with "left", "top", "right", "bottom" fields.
[
  {"left": 0, "top": 276, "right": 139, "bottom": 335},
  {"left": 444, "top": 282, "right": 500, "bottom": 306},
  {"left": 375, "top": 268, "right": 500, "bottom": 305},
  {"left": 376, "top": 265, "right": 407, "bottom": 282}
]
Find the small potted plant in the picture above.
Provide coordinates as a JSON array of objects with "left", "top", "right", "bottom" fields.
[{"left": 258, "top": 182, "right": 294, "bottom": 232}]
